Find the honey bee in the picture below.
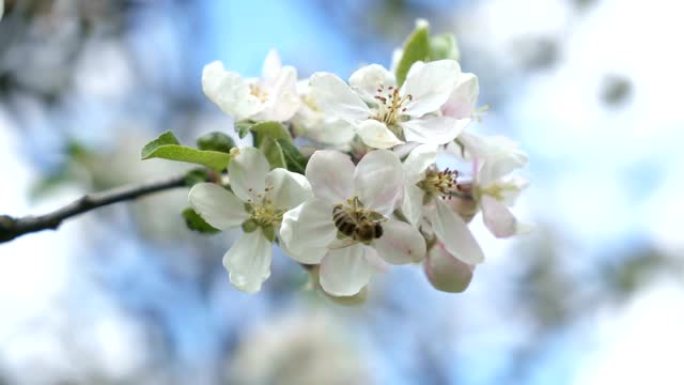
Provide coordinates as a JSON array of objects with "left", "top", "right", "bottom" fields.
[{"left": 332, "top": 204, "right": 383, "bottom": 243}]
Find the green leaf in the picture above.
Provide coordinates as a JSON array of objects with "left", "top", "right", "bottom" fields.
[
  {"left": 395, "top": 20, "right": 431, "bottom": 87},
  {"left": 235, "top": 121, "right": 253, "bottom": 138},
  {"left": 183, "top": 169, "right": 211, "bottom": 186},
  {"left": 277, "top": 138, "right": 308, "bottom": 174},
  {"left": 182, "top": 208, "right": 220, "bottom": 234},
  {"left": 141, "top": 131, "right": 180, "bottom": 158},
  {"left": 260, "top": 137, "right": 287, "bottom": 169},
  {"left": 429, "top": 33, "right": 460, "bottom": 61},
  {"left": 141, "top": 131, "right": 231, "bottom": 171},
  {"left": 196, "top": 132, "right": 236, "bottom": 153},
  {"left": 250, "top": 121, "right": 292, "bottom": 147}
]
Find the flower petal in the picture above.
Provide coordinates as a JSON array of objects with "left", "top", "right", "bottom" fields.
[
  {"left": 305, "top": 150, "right": 355, "bottom": 203},
  {"left": 279, "top": 199, "right": 338, "bottom": 264},
  {"left": 442, "top": 73, "right": 479, "bottom": 120},
  {"left": 356, "top": 119, "right": 404, "bottom": 149},
  {"left": 348, "top": 64, "right": 396, "bottom": 102},
  {"left": 402, "top": 60, "right": 461, "bottom": 117},
  {"left": 188, "top": 183, "right": 248, "bottom": 230},
  {"left": 261, "top": 49, "right": 282, "bottom": 83},
  {"left": 428, "top": 198, "right": 484, "bottom": 264},
  {"left": 319, "top": 244, "right": 375, "bottom": 296},
  {"left": 257, "top": 65, "right": 300, "bottom": 122},
  {"left": 402, "top": 116, "right": 469, "bottom": 145},
  {"left": 265, "top": 168, "right": 312, "bottom": 210},
  {"left": 309, "top": 72, "right": 370, "bottom": 123},
  {"left": 481, "top": 195, "right": 518, "bottom": 238},
  {"left": 228, "top": 147, "right": 270, "bottom": 202},
  {"left": 424, "top": 242, "right": 474, "bottom": 293},
  {"left": 354, "top": 149, "right": 404, "bottom": 215},
  {"left": 403, "top": 143, "right": 438, "bottom": 184},
  {"left": 201, "top": 61, "right": 262, "bottom": 120},
  {"left": 372, "top": 218, "right": 426, "bottom": 264},
  {"left": 401, "top": 184, "right": 425, "bottom": 227},
  {"left": 223, "top": 229, "right": 272, "bottom": 293}
]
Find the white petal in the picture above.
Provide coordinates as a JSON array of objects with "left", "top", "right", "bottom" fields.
[
  {"left": 402, "top": 60, "right": 461, "bottom": 117},
  {"left": 372, "top": 218, "right": 426, "bottom": 264},
  {"left": 228, "top": 147, "right": 270, "bottom": 202},
  {"left": 223, "top": 229, "right": 272, "bottom": 293},
  {"left": 279, "top": 199, "right": 338, "bottom": 264},
  {"left": 356, "top": 119, "right": 404, "bottom": 149},
  {"left": 401, "top": 184, "right": 425, "bottom": 227},
  {"left": 309, "top": 72, "right": 370, "bottom": 123},
  {"left": 319, "top": 244, "right": 375, "bottom": 296},
  {"left": 429, "top": 198, "right": 484, "bottom": 264},
  {"left": 305, "top": 150, "right": 355, "bottom": 203},
  {"left": 302, "top": 118, "right": 356, "bottom": 146},
  {"left": 348, "top": 64, "right": 396, "bottom": 102},
  {"left": 261, "top": 49, "right": 282, "bottom": 83},
  {"left": 201, "top": 61, "right": 262, "bottom": 120},
  {"left": 402, "top": 116, "right": 469, "bottom": 145},
  {"left": 354, "top": 149, "right": 404, "bottom": 215},
  {"left": 403, "top": 143, "right": 438, "bottom": 184},
  {"left": 481, "top": 195, "right": 518, "bottom": 238},
  {"left": 264, "top": 168, "right": 312, "bottom": 210},
  {"left": 424, "top": 242, "right": 474, "bottom": 293},
  {"left": 442, "top": 73, "right": 479, "bottom": 119},
  {"left": 257, "top": 65, "right": 301, "bottom": 122},
  {"left": 188, "top": 183, "right": 248, "bottom": 230}
]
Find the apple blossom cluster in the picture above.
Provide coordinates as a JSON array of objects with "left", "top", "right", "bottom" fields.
[{"left": 143, "top": 21, "right": 528, "bottom": 301}]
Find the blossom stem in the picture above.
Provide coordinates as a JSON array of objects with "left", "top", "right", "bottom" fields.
[{"left": 0, "top": 173, "right": 192, "bottom": 243}]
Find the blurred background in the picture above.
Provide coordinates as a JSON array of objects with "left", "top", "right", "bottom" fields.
[{"left": 1, "top": 0, "right": 683, "bottom": 384}]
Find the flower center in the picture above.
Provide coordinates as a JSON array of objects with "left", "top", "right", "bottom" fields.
[
  {"left": 373, "top": 84, "right": 412, "bottom": 126},
  {"left": 242, "top": 187, "right": 284, "bottom": 241},
  {"left": 418, "top": 167, "right": 457, "bottom": 197},
  {"left": 332, "top": 197, "right": 384, "bottom": 245},
  {"left": 249, "top": 83, "right": 269, "bottom": 102}
]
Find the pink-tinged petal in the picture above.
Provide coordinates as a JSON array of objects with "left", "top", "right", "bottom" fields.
[
  {"left": 428, "top": 198, "right": 484, "bottom": 264},
  {"left": 201, "top": 61, "right": 262, "bottom": 120},
  {"left": 309, "top": 72, "right": 370, "bottom": 123},
  {"left": 424, "top": 242, "right": 474, "bottom": 293},
  {"left": 442, "top": 73, "right": 479, "bottom": 119},
  {"left": 402, "top": 116, "right": 470, "bottom": 145},
  {"left": 188, "top": 183, "right": 248, "bottom": 230},
  {"left": 403, "top": 143, "right": 438, "bottom": 184},
  {"left": 319, "top": 244, "right": 375, "bottom": 296},
  {"left": 401, "top": 185, "right": 425, "bottom": 227},
  {"left": 402, "top": 60, "right": 461, "bottom": 117},
  {"left": 372, "top": 218, "right": 426, "bottom": 264},
  {"left": 348, "top": 64, "right": 396, "bottom": 102},
  {"left": 356, "top": 119, "right": 404, "bottom": 149},
  {"left": 223, "top": 228, "right": 272, "bottom": 293},
  {"left": 279, "top": 199, "right": 337, "bottom": 264},
  {"left": 354, "top": 149, "right": 404, "bottom": 215},
  {"left": 481, "top": 195, "right": 518, "bottom": 238},
  {"left": 264, "top": 168, "right": 312, "bottom": 210},
  {"left": 305, "top": 150, "right": 355, "bottom": 203},
  {"left": 228, "top": 147, "right": 270, "bottom": 202}
]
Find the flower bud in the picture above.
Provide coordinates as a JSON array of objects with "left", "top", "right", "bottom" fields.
[{"left": 424, "top": 242, "right": 474, "bottom": 293}]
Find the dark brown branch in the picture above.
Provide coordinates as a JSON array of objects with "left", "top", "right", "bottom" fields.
[{"left": 0, "top": 174, "right": 189, "bottom": 243}]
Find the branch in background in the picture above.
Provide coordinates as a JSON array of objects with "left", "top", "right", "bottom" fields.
[{"left": 0, "top": 174, "right": 189, "bottom": 243}]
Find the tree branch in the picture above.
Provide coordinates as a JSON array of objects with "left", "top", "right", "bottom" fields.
[{"left": 0, "top": 174, "right": 189, "bottom": 243}]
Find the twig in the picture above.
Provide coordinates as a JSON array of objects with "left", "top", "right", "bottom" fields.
[{"left": 0, "top": 174, "right": 189, "bottom": 243}]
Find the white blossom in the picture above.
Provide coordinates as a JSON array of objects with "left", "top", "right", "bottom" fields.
[
  {"left": 424, "top": 241, "right": 475, "bottom": 293},
  {"left": 460, "top": 132, "right": 530, "bottom": 238},
  {"left": 202, "top": 50, "right": 300, "bottom": 122},
  {"left": 291, "top": 79, "right": 356, "bottom": 148},
  {"left": 280, "top": 149, "right": 426, "bottom": 296},
  {"left": 309, "top": 60, "right": 469, "bottom": 149},
  {"left": 401, "top": 144, "right": 484, "bottom": 265},
  {"left": 188, "top": 147, "right": 312, "bottom": 293}
]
